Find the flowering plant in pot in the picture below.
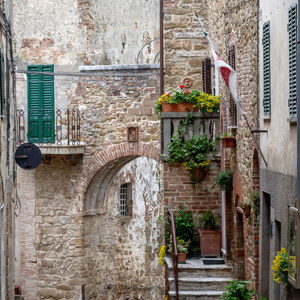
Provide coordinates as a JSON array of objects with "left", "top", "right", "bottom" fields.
[
  {"left": 167, "top": 237, "right": 189, "bottom": 263},
  {"left": 154, "top": 85, "right": 220, "bottom": 116}
]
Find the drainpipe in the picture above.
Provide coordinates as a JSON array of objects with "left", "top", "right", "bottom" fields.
[
  {"left": 297, "top": 1, "right": 300, "bottom": 208},
  {"left": 160, "top": 0, "right": 164, "bottom": 95}
]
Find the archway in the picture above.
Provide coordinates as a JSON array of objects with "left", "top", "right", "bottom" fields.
[{"left": 80, "top": 143, "right": 163, "bottom": 299}]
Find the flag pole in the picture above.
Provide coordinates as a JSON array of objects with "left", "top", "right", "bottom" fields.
[{"left": 194, "top": 11, "right": 267, "bottom": 167}]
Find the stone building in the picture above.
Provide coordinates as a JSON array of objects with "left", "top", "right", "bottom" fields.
[
  {"left": 259, "top": 0, "right": 300, "bottom": 299},
  {"left": 0, "top": 1, "right": 17, "bottom": 300},
  {"left": 13, "top": 0, "right": 164, "bottom": 299},
  {"left": 207, "top": 0, "right": 261, "bottom": 292}
]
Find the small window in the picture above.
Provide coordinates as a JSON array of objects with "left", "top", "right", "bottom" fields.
[{"left": 119, "top": 183, "right": 132, "bottom": 217}]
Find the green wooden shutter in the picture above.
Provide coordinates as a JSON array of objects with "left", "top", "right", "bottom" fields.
[
  {"left": 262, "top": 21, "right": 271, "bottom": 116},
  {"left": 27, "top": 65, "right": 54, "bottom": 143},
  {"left": 288, "top": 4, "right": 297, "bottom": 117}
]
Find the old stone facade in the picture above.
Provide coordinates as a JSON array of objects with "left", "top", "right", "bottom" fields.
[
  {"left": 13, "top": 0, "right": 165, "bottom": 299},
  {"left": 0, "top": 1, "right": 17, "bottom": 300},
  {"left": 208, "top": 0, "right": 260, "bottom": 291}
]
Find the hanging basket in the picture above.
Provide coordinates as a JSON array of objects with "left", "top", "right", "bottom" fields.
[
  {"left": 221, "top": 137, "right": 236, "bottom": 148},
  {"left": 192, "top": 167, "right": 208, "bottom": 183}
]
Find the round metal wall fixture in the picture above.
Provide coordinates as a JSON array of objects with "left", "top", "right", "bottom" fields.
[{"left": 15, "top": 143, "right": 42, "bottom": 170}]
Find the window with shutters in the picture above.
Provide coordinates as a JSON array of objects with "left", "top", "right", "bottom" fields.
[
  {"left": 27, "top": 65, "right": 54, "bottom": 143},
  {"left": 288, "top": 5, "right": 297, "bottom": 118},
  {"left": 228, "top": 45, "right": 237, "bottom": 126},
  {"left": 119, "top": 183, "right": 132, "bottom": 217},
  {"left": 263, "top": 21, "right": 271, "bottom": 116},
  {"left": 202, "top": 57, "right": 212, "bottom": 95}
]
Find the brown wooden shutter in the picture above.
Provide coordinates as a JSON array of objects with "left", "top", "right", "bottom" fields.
[
  {"left": 228, "top": 45, "right": 237, "bottom": 126},
  {"left": 202, "top": 57, "right": 212, "bottom": 94}
]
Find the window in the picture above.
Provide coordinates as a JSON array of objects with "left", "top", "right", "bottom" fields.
[
  {"left": 202, "top": 57, "right": 212, "bottom": 95},
  {"left": 119, "top": 183, "right": 132, "bottom": 217},
  {"left": 228, "top": 45, "right": 237, "bottom": 126},
  {"left": 262, "top": 21, "right": 271, "bottom": 117},
  {"left": 288, "top": 4, "right": 297, "bottom": 117},
  {"left": 27, "top": 65, "right": 54, "bottom": 143}
]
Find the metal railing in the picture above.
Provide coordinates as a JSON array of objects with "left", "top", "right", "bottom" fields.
[
  {"left": 16, "top": 108, "right": 81, "bottom": 146},
  {"left": 168, "top": 209, "right": 179, "bottom": 300}
]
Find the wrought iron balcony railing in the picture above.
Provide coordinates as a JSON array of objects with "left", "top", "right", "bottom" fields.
[
  {"left": 161, "top": 111, "right": 220, "bottom": 160},
  {"left": 16, "top": 108, "right": 82, "bottom": 146}
]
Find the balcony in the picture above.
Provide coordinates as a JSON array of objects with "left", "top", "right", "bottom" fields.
[
  {"left": 161, "top": 111, "right": 220, "bottom": 161},
  {"left": 16, "top": 108, "right": 85, "bottom": 155}
]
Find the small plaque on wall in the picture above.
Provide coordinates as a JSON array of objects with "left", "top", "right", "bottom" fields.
[{"left": 127, "top": 126, "right": 138, "bottom": 142}]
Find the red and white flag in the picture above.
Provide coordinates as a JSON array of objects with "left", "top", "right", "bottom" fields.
[
  {"left": 210, "top": 49, "right": 245, "bottom": 115},
  {"left": 195, "top": 11, "right": 245, "bottom": 115}
]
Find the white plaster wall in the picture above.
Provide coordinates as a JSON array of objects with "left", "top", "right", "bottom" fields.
[{"left": 259, "top": 0, "right": 298, "bottom": 176}]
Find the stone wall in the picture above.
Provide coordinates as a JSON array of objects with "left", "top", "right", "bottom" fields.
[
  {"left": 164, "top": 0, "right": 211, "bottom": 90},
  {"left": 15, "top": 63, "right": 163, "bottom": 299},
  {"left": 0, "top": 1, "right": 17, "bottom": 299},
  {"left": 208, "top": 0, "right": 260, "bottom": 290}
]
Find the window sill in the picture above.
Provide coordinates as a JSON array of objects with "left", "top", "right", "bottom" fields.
[
  {"left": 287, "top": 117, "right": 297, "bottom": 124},
  {"left": 263, "top": 116, "right": 271, "bottom": 121}
]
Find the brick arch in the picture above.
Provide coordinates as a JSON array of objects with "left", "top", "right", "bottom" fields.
[{"left": 80, "top": 143, "right": 160, "bottom": 215}]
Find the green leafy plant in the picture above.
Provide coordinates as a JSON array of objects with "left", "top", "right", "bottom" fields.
[
  {"left": 199, "top": 211, "right": 218, "bottom": 230},
  {"left": 221, "top": 132, "right": 235, "bottom": 138},
  {"left": 250, "top": 188, "right": 260, "bottom": 217},
  {"left": 216, "top": 168, "right": 233, "bottom": 191},
  {"left": 175, "top": 206, "right": 195, "bottom": 243},
  {"left": 222, "top": 280, "right": 255, "bottom": 300},
  {"left": 154, "top": 85, "right": 220, "bottom": 116}
]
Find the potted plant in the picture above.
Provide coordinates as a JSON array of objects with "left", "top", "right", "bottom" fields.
[
  {"left": 220, "top": 133, "right": 236, "bottom": 148},
  {"left": 166, "top": 237, "right": 189, "bottom": 264},
  {"left": 154, "top": 85, "right": 220, "bottom": 116},
  {"left": 216, "top": 168, "right": 233, "bottom": 192},
  {"left": 167, "top": 129, "right": 217, "bottom": 186},
  {"left": 198, "top": 211, "right": 221, "bottom": 257}
]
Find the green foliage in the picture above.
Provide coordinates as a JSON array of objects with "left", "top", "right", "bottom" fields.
[
  {"left": 175, "top": 206, "right": 195, "bottom": 243},
  {"left": 199, "top": 211, "right": 218, "bottom": 229},
  {"left": 221, "top": 132, "right": 235, "bottom": 138},
  {"left": 216, "top": 168, "right": 233, "bottom": 191},
  {"left": 258, "top": 298, "right": 267, "bottom": 300},
  {"left": 250, "top": 188, "right": 260, "bottom": 217},
  {"left": 222, "top": 280, "right": 255, "bottom": 300}
]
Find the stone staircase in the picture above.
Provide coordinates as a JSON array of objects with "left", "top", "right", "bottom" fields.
[{"left": 165, "top": 257, "right": 232, "bottom": 300}]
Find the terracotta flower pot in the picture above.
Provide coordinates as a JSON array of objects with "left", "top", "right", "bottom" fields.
[
  {"left": 198, "top": 229, "right": 221, "bottom": 257},
  {"left": 162, "top": 102, "right": 197, "bottom": 112},
  {"left": 192, "top": 167, "right": 208, "bottom": 182},
  {"left": 178, "top": 252, "right": 187, "bottom": 263},
  {"left": 221, "top": 137, "right": 236, "bottom": 148}
]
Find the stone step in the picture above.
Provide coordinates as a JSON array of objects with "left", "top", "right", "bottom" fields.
[
  {"left": 168, "top": 277, "right": 232, "bottom": 291},
  {"left": 169, "top": 290, "right": 224, "bottom": 300},
  {"left": 165, "top": 257, "right": 232, "bottom": 278}
]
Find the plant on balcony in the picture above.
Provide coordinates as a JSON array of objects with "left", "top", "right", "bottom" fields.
[{"left": 154, "top": 85, "right": 220, "bottom": 116}]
